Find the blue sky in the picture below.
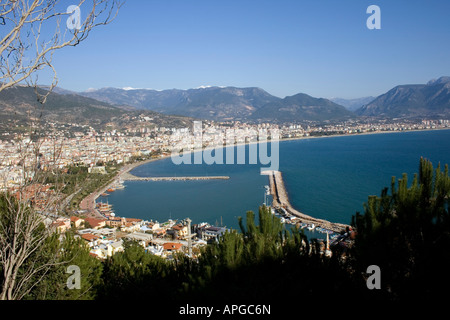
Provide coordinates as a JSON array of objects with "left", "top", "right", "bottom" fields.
[{"left": 48, "top": 0, "right": 450, "bottom": 99}]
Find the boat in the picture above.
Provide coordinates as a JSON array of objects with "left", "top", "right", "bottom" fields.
[
  {"left": 96, "top": 202, "right": 113, "bottom": 211},
  {"left": 101, "top": 193, "right": 109, "bottom": 197},
  {"left": 107, "top": 188, "right": 115, "bottom": 192},
  {"left": 316, "top": 227, "right": 325, "bottom": 233},
  {"left": 307, "top": 224, "right": 315, "bottom": 231},
  {"left": 114, "top": 181, "right": 125, "bottom": 189}
]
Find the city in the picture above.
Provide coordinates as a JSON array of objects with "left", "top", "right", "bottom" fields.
[{"left": 2, "top": 117, "right": 448, "bottom": 189}]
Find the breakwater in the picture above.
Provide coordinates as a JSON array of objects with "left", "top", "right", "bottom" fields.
[
  {"left": 265, "top": 170, "right": 350, "bottom": 233},
  {"left": 122, "top": 172, "right": 230, "bottom": 181}
]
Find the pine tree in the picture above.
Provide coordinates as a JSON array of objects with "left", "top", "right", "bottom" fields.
[
  {"left": 29, "top": 232, "right": 103, "bottom": 300},
  {"left": 351, "top": 158, "right": 450, "bottom": 301}
]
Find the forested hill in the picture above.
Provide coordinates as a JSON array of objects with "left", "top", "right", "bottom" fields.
[{"left": 0, "top": 85, "right": 193, "bottom": 130}]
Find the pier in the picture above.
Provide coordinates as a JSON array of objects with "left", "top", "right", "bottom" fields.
[
  {"left": 121, "top": 172, "right": 230, "bottom": 182},
  {"left": 264, "top": 170, "right": 350, "bottom": 233}
]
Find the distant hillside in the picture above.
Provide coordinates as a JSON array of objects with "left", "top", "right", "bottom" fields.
[
  {"left": 251, "top": 93, "right": 355, "bottom": 123},
  {"left": 356, "top": 77, "right": 450, "bottom": 119},
  {"left": 81, "top": 86, "right": 353, "bottom": 123},
  {"left": 0, "top": 86, "right": 122, "bottom": 124},
  {"left": 0, "top": 86, "right": 193, "bottom": 130},
  {"left": 80, "top": 86, "right": 280, "bottom": 121},
  {"left": 331, "top": 96, "right": 375, "bottom": 112}
]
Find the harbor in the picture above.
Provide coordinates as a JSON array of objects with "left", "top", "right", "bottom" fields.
[{"left": 264, "top": 170, "right": 350, "bottom": 234}]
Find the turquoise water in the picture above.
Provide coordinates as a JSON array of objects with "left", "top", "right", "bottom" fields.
[{"left": 103, "top": 129, "right": 450, "bottom": 231}]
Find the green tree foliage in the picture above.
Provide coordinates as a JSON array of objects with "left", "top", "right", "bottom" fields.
[
  {"left": 28, "top": 232, "right": 103, "bottom": 300},
  {"left": 96, "top": 206, "right": 355, "bottom": 302},
  {"left": 351, "top": 157, "right": 450, "bottom": 301},
  {"left": 98, "top": 240, "right": 172, "bottom": 300},
  {"left": 176, "top": 205, "right": 355, "bottom": 301}
]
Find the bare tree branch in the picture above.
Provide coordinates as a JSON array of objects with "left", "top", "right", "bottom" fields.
[
  {"left": 0, "top": 0, "right": 122, "bottom": 300},
  {"left": 0, "top": 0, "right": 122, "bottom": 95}
]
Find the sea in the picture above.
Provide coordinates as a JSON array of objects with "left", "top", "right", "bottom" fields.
[{"left": 100, "top": 129, "right": 450, "bottom": 233}]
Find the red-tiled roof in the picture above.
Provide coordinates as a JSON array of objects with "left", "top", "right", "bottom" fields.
[
  {"left": 163, "top": 243, "right": 183, "bottom": 251},
  {"left": 84, "top": 217, "right": 106, "bottom": 228},
  {"left": 52, "top": 221, "right": 66, "bottom": 227},
  {"left": 81, "top": 233, "right": 99, "bottom": 242}
]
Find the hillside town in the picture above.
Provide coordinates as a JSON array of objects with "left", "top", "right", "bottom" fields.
[{"left": 48, "top": 206, "right": 228, "bottom": 260}]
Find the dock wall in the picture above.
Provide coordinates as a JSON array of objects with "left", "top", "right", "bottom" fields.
[
  {"left": 267, "top": 170, "right": 350, "bottom": 233},
  {"left": 122, "top": 172, "right": 230, "bottom": 181}
]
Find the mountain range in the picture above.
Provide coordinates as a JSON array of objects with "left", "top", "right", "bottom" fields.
[
  {"left": 330, "top": 96, "right": 376, "bottom": 112},
  {"left": 249, "top": 93, "right": 354, "bottom": 123},
  {"left": 80, "top": 86, "right": 280, "bottom": 121},
  {"left": 80, "top": 77, "right": 450, "bottom": 122},
  {"left": 1, "top": 77, "right": 449, "bottom": 130},
  {"left": 79, "top": 86, "right": 355, "bottom": 123},
  {"left": 356, "top": 76, "right": 450, "bottom": 119}
]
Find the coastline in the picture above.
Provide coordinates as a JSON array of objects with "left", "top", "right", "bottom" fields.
[
  {"left": 279, "top": 126, "right": 450, "bottom": 143},
  {"left": 79, "top": 126, "right": 450, "bottom": 220},
  {"left": 79, "top": 156, "right": 172, "bottom": 219}
]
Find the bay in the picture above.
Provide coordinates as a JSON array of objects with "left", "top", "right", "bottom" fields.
[{"left": 103, "top": 129, "right": 450, "bottom": 231}]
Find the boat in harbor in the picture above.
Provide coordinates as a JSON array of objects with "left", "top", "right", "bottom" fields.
[
  {"left": 114, "top": 180, "right": 125, "bottom": 189},
  {"left": 307, "top": 224, "right": 315, "bottom": 231},
  {"left": 97, "top": 201, "right": 113, "bottom": 212}
]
